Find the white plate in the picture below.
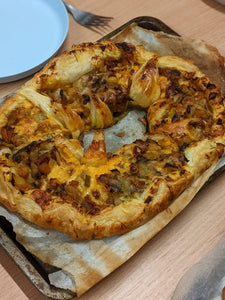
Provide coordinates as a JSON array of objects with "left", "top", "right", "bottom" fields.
[{"left": 0, "top": 0, "right": 69, "bottom": 83}]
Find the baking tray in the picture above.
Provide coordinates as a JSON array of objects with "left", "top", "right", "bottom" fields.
[{"left": 0, "top": 16, "right": 224, "bottom": 299}]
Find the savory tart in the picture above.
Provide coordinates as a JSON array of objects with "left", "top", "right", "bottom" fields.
[{"left": 0, "top": 40, "right": 224, "bottom": 240}]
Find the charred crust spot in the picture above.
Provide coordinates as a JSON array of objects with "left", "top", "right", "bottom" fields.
[
  {"left": 164, "top": 162, "right": 178, "bottom": 169},
  {"left": 165, "top": 175, "right": 172, "bottom": 182},
  {"left": 60, "top": 89, "right": 68, "bottom": 106},
  {"left": 141, "top": 73, "right": 146, "bottom": 80},
  {"left": 188, "top": 121, "right": 198, "bottom": 127},
  {"left": 34, "top": 172, "right": 41, "bottom": 180},
  {"left": 184, "top": 156, "right": 189, "bottom": 162},
  {"left": 109, "top": 184, "right": 122, "bottom": 193},
  {"left": 13, "top": 154, "right": 22, "bottom": 163},
  {"left": 159, "top": 101, "right": 167, "bottom": 107},
  {"left": 110, "top": 168, "right": 120, "bottom": 174},
  {"left": 158, "top": 67, "right": 164, "bottom": 75},
  {"left": 11, "top": 175, "right": 15, "bottom": 187},
  {"left": 69, "top": 49, "right": 76, "bottom": 54},
  {"left": 209, "top": 92, "right": 218, "bottom": 100},
  {"left": 170, "top": 69, "right": 181, "bottom": 79},
  {"left": 144, "top": 196, "right": 152, "bottom": 204},
  {"left": 180, "top": 169, "right": 186, "bottom": 175},
  {"left": 115, "top": 42, "right": 136, "bottom": 59},
  {"left": 186, "top": 105, "right": 191, "bottom": 114},
  {"left": 82, "top": 94, "right": 90, "bottom": 104},
  {"left": 100, "top": 45, "right": 106, "bottom": 51},
  {"left": 171, "top": 112, "right": 178, "bottom": 123},
  {"left": 216, "top": 118, "right": 223, "bottom": 125},
  {"left": 206, "top": 83, "right": 216, "bottom": 89},
  {"left": 146, "top": 138, "right": 159, "bottom": 145},
  {"left": 5, "top": 153, "right": 10, "bottom": 159},
  {"left": 115, "top": 42, "right": 130, "bottom": 50},
  {"left": 179, "top": 143, "right": 188, "bottom": 152}
]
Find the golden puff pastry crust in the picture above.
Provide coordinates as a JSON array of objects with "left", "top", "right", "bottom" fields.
[{"left": 0, "top": 40, "right": 224, "bottom": 240}]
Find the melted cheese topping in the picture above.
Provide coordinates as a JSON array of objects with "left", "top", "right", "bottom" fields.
[{"left": 0, "top": 40, "right": 224, "bottom": 239}]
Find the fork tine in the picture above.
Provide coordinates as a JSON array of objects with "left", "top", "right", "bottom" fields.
[
  {"left": 85, "top": 15, "right": 112, "bottom": 22},
  {"left": 87, "top": 23, "right": 112, "bottom": 34},
  {"left": 85, "top": 19, "right": 111, "bottom": 27},
  {"left": 82, "top": 17, "right": 112, "bottom": 27},
  {"left": 64, "top": 1, "right": 113, "bottom": 29},
  {"left": 92, "top": 15, "right": 114, "bottom": 20},
  {"left": 91, "top": 17, "right": 113, "bottom": 23}
]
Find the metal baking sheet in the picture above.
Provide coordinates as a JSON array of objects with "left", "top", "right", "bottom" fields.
[
  {"left": 101, "top": 16, "right": 180, "bottom": 40},
  {"left": 0, "top": 16, "right": 224, "bottom": 299},
  {"left": 0, "top": 216, "right": 75, "bottom": 299}
]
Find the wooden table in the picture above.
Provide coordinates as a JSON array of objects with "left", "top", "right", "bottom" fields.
[{"left": 0, "top": 0, "right": 225, "bottom": 299}]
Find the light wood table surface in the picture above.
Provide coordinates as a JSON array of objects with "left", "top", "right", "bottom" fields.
[{"left": 0, "top": 0, "right": 225, "bottom": 299}]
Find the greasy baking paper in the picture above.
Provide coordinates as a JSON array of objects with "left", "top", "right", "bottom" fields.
[{"left": 0, "top": 24, "right": 225, "bottom": 297}]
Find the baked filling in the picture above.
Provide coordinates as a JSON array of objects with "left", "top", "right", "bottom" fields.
[{"left": 0, "top": 40, "right": 224, "bottom": 240}]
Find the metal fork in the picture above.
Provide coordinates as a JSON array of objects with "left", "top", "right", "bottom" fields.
[{"left": 63, "top": 2, "right": 113, "bottom": 32}]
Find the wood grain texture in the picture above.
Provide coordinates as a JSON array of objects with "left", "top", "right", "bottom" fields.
[{"left": 0, "top": 0, "right": 225, "bottom": 299}]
